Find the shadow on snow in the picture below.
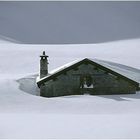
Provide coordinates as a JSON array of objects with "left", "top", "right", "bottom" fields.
[{"left": 17, "top": 74, "right": 140, "bottom": 101}]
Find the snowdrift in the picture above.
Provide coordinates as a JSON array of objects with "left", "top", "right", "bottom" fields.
[{"left": 0, "top": 39, "right": 140, "bottom": 138}]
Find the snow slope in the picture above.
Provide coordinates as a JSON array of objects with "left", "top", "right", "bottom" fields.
[
  {"left": 0, "top": 39, "right": 140, "bottom": 138},
  {"left": 1, "top": 2, "right": 140, "bottom": 44},
  {"left": 0, "top": 35, "right": 20, "bottom": 44}
]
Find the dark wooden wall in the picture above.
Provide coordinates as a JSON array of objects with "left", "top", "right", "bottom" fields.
[{"left": 40, "top": 63, "right": 136, "bottom": 97}]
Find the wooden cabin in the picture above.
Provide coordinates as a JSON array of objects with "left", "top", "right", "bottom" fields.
[{"left": 37, "top": 51, "right": 140, "bottom": 97}]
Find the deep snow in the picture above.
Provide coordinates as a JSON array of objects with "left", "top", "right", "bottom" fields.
[{"left": 0, "top": 39, "right": 140, "bottom": 138}]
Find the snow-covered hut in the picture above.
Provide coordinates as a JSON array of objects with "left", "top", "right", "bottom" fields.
[{"left": 37, "top": 51, "right": 140, "bottom": 97}]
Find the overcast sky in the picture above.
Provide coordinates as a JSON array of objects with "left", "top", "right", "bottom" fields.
[{"left": 0, "top": 1, "right": 140, "bottom": 44}]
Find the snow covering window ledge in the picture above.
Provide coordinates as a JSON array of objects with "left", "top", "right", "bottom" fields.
[{"left": 36, "top": 58, "right": 140, "bottom": 97}]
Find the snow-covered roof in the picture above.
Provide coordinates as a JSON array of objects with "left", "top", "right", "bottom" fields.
[
  {"left": 37, "top": 58, "right": 140, "bottom": 86},
  {"left": 92, "top": 59, "right": 140, "bottom": 84}
]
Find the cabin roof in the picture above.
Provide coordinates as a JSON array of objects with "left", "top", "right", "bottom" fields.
[{"left": 37, "top": 58, "right": 140, "bottom": 87}]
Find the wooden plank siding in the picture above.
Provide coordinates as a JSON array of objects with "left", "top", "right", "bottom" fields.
[{"left": 40, "top": 62, "right": 137, "bottom": 97}]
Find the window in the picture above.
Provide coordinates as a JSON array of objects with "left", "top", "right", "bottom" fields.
[{"left": 80, "top": 74, "right": 94, "bottom": 88}]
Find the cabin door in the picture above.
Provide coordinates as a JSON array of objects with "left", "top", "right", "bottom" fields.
[{"left": 79, "top": 74, "right": 94, "bottom": 94}]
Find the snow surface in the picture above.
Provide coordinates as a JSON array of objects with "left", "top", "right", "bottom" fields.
[
  {"left": 0, "top": 35, "right": 20, "bottom": 44},
  {"left": 0, "top": 39, "right": 140, "bottom": 138}
]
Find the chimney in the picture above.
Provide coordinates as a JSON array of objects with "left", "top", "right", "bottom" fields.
[{"left": 40, "top": 51, "right": 49, "bottom": 79}]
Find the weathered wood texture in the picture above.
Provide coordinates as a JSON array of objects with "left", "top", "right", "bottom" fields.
[{"left": 40, "top": 63, "right": 136, "bottom": 97}]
